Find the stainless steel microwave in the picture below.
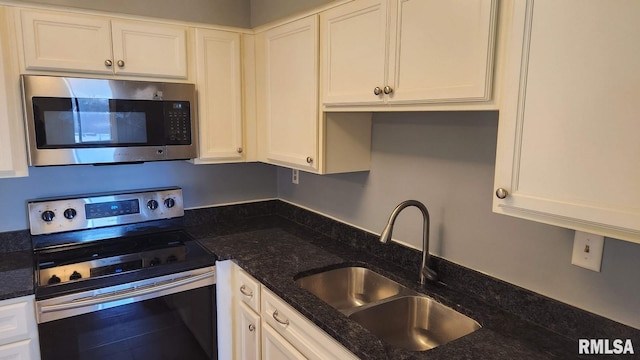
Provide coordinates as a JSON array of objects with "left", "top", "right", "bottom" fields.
[{"left": 22, "top": 75, "right": 198, "bottom": 166}]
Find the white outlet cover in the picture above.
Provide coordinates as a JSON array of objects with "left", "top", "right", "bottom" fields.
[{"left": 571, "top": 231, "right": 605, "bottom": 272}]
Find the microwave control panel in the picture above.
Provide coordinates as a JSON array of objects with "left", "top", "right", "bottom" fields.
[{"left": 165, "top": 101, "right": 191, "bottom": 144}]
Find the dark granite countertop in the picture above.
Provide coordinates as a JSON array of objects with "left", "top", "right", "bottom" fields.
[
  {"left": 0, "top": 250, "right": 35, "bottom": 301},
  {"left": 0, "top": 230, "right": 34, "bottom": 301},
  {"left": 187, "top": 215, "right": 587, "bottom": 360},
  {"left": 1, "top": 200, "right": 637, "bottom": 359}
]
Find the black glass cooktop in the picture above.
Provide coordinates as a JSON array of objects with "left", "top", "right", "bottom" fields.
[{"left": 34, "top": 230, "right": 216, "bottom": 300}]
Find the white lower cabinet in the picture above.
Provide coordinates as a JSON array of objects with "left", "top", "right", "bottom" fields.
[
  {"left": 237, "top": 302, "right": 261, "bottom": 360},
  {"left": 0, "top": 295, "right": 41, "bottom": 360},
  {"left": 221, "top": 262, "right": 358, "bottom": 360},
  {"left": 262, "top": 325, "right": 306, "bottom": 360},
  {"left": 260, "top": 287, "right": 358, "bottom": 360}
]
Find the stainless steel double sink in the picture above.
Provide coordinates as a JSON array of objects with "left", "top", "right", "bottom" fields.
[{"left": 294, "top": 266, "right": 481, "bottom": 351}]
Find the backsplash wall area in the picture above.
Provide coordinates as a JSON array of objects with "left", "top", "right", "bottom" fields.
[
  {"left": 277, "top": 111, "right": 640, "bottom": 330},
  {"left": 0, "top": 161, "right": 277, "bottom": 232}
]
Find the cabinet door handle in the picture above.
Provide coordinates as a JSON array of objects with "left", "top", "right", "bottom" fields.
[
  {"left": 495, "top": 188, "right": 509, "bottom": 199},
  {"left": 272, "top": 310, "right": 289, "bottom": 326},
  {"left": 306, "top": 156, "right": 313, "bottom": 164},
  {"left": 239, "top": 285, "right": 253, "bottom": 298},
  {"left": 237, "top": 147, "right": 243, "bottom": 154},
  {"left": 373, "top": 87, "right": 382, "bottom": 95},
  {"left": 105, "top": 59, "right": 113, "bottom": 67},
  {"left": 248, "top": 323, "right": 255, "bottom": 332},
  {"left": 383, "top": 86, "right": 393, "bottom": 94},
  {"left": 117, "top": 60, "right": 125, "bottom": 67}
]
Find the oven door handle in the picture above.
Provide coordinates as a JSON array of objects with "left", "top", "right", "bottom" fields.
[{"left": 40, "top": 270, "right": 215, "bottom": 314}]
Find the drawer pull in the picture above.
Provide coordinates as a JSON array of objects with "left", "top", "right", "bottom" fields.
[
  {"left": 272, "top": 310, "right": 289, "bottom": 326},
  {"left": 240, "top": 285, "right": 253, "bottom": 298}
]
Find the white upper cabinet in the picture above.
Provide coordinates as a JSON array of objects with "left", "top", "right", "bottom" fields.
[
  {"left": 19, "top": 9, "right": 188, "bottom": 79},
  {"left": 494, "top": 0, "right": 640, "bottom": 243},
  {"left": 321, "top": 0, "right": 388, "bottom": 105},
  {"left": 256, "top": 15, "right": 373, "bottom": 174},
  {"left": 321, "top": 0, "right": 497, "bottom": 107},
  {"left": 256, "top": 15, "right": 320, "bottom": 171},
  {"left": 194, "top": 28, "right": 244, "bottom": 163},
  {"left": 0, "top": 6, "right": 28, "bottom": 178}
]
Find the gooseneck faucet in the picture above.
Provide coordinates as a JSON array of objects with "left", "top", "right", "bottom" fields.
[{"left": 379, "top": 200, "right": 438, "bottom": 285}]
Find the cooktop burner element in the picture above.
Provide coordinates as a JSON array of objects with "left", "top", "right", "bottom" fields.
[{"left": 28, "top": 188, "right": 216, "bottom": 300}]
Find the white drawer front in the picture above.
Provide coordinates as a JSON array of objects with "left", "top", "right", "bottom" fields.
[
  {"left": 236, "top": 269, "right": 261, "bottom": 313},
  {"left": 0, "top": 339, "right": 37, "bottom": 360},
  {"left": 261, "top": 287, "right": 358, "bottom": 360},
  {"left": 0, "top": 301, "right": 30, "bottom": 345}
]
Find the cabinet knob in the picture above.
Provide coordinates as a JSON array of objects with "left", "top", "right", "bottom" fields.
[
  {"left": 306, "top": 156, "right": 313, "bottom": 164},
  {"left": 248, "top": 323, "right": 255, "bottom": 332},
  {"left": 105, "top": 59, "right": 113, "bottom": 67},
  {"left": 383, "top": 86, "right": 393, "bottom": 95},
  {"left": 495, "top": 188, "right": 509, "bottom": 199},
  {"left": 373, "top": 87, "right": 382, "bottom": 95},
  {"left": 237, "top": 147, "right": 243, "bottom": 154},
  {"left": 117, "top": 60, "right": 125, "bottom": 67}
]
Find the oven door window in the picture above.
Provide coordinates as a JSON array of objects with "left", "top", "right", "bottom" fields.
[
  {"left": 38, "top": 286, "right": 216, "bottom": 360},
  {"left": 32, "top": 97, "right": 165, "bottom": 149}
]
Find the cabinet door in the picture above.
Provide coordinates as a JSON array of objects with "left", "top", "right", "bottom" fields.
[
  {"left": 494, "top": 0, "right": 640, "bottom": 243},
  {"left": 0, "top": 339, "right": 38, "bottom": 360},
  {"left": 194, "top": 29, "right": 243, "bottom": 162},
  {"left": 262, "top": 325, "right": 306, "bottom": 360},
  {"left": 111, "top": 20, "right": 188, "bottom": 79},
  {"left": 387, "top": 0, "right": 497, "bottom": 103},
  {"left": 0, "top": 296, "right": 40, "bottom": 359},
  {"left": 20, "top": 9, "right": 113, "bottom": 74},
  {"left": 0, "top": 7, "right": 27, "bottom": 178},
  {"left": 321, "top": 0, "right": 388, "bottom": 105},
  {"left": 257, "top": 16, "right": 319, "bottom": 170},
  {"left": 237, "top": 303, "right": 261, "bottom": 360}
]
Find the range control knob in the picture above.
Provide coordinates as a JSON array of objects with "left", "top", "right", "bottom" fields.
[
  {"left": 166, "top": 255, "right": 178, "bottom": 263},
  {"left": 64, "top": 208, "right": 77, "bottom": 220},
  {"left": 147, "top": 200, "right": 159, "bottom": 210},
  {"left": 149, "top": 258, "right": 161, "bottom": 267},
  {"left": 69, "top": 271, "right": 82, "bottom": 281},
  {"left": 164, "top": 198, "right": 175, "bottom": 208},
  {"left": 41, "top": 210, "right": 55, "bottom": 222},
  {"left": 48, "top": 275, "right": 61, "bottom": 285}
]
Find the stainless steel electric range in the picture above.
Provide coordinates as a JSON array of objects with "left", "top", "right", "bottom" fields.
[{"left": 28, "top": 187, "right": 217, "bottom": 360}]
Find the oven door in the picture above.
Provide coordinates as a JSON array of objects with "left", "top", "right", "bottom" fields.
[{"left": 36, "top": 267, "right": 216, "bottom": 360}]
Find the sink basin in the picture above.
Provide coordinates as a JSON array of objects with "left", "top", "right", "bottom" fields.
[
  {"left": 294, "top": 266, "right": 411, "bottom": 313},
  {"left": 295, "top": 266, "right": 481, "bottom": 351},
  {"left": 349, "top": 296, "right": 481, "bottom": 351}
]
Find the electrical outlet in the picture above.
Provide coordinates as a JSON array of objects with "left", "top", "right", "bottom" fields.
[
  {"left": 571, "top": 231, "right": 604, "bottom": 272},
  {"left": 292, "top": 169, "right": 299, "bottom": 184}
]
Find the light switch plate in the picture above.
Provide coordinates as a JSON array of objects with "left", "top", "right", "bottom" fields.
[{"left": 571, "top": 231, "right": 604, "bottom": 272}]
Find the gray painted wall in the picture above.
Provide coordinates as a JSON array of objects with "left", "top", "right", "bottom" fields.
[
  {"left": 15, "top": 0, "right": 251, "bottom": 27},
  {"left": 14, "top": 0, "right": 336, "bottom": 27},
  {"left": 277, "top": 111, "right": 640, "bottom": 330},
  {"left": 0, "top": 161, "right": 277, "bottom": 232}
]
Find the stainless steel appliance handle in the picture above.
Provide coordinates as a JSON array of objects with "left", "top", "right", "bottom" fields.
[{"left": 40, "top": 270, "right": 214, "bottom": 314}]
